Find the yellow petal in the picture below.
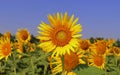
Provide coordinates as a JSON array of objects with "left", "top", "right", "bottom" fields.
[
  {"left": 69, "top": 39, "right": 78, "bottom": 48},
  {"left": 37, "top": 36, "right": 51, "bottom": 40},
  {"left": 72, "top": 34, "right": 82, "bottom": 38},
  {"left": 56, "top": 47, "right": 61, "bottom": 56},
  {"left": 38, "top": 31, "right": 50, "bottom": 36},
  {"left": 70, "top": 24, "right": 82, "bottom": 35},
  {"left": 39, "top": 41, "right": 52, "bottom": 48},
  {"left": 48, "top": 14, "right": 56, "bottom": 26},
  {"left": 67, "top": 44, "right": 75, "bottom": 52},
  {"left": 71, "top": 18, "right": 79, "bottom": 26},
  {"left": 57, "top": 13, "right": 61, "bottom": 21},
  {"left": 68, "top": 15, "right": 74, "bottom": 26},
  {"left": 67, "top": 72, "right": 76, "bottom": 75},
  {"left": 39, "top": 23, "right": 52, "bottom": 31},
  {"left": 62, "top": 12, "right": 68, "bottom": 25},
  {"left": 65, "top": 45, "right": 70, "bottom": 55},
  {"left": 79, "top": 59, "right": 86, "bottom": 64},
  {"left": 0, "top": 56, "right": 4, "bottom": 60}
]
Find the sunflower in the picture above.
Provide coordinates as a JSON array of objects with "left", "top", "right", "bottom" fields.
[
  {"left": 49, "top": 51, "right": 85, "bottom": 75},
  {"left": 112, "top": 47, "right": 120, "bottom": 56},
  {"left": 88, "top": 54, "right": 106, "bottom": 69},
  {"left": 37, "top": 12, "right": 82, "bottom": 56},
  {"left": 106, "top": 38, "right": 115, "bottom": 48},
  {"left": 91, "top": 40, "right": 108, "bottom": 55},
  {"left": 16, "top": 28, "right": 31, "bottom": 43},
  {"left": 0, "top": 37, "right": 12, "bottom": 60}
]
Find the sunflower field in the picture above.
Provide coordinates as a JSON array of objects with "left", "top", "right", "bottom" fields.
[{"left": 0, "top": 13, "right": 120, "bottom": 75}]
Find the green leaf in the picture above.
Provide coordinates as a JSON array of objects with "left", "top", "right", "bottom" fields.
[{"left": 74, "top": 66, "right": 105, "bottom": 75}]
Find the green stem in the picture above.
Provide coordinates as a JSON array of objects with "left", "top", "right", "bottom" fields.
[
  {"left": 115, "top": 56, "right": 117, "bottom": 66},
  {"left": 31, "top": 58, "right": 34, "bottom": 75},
  {"left": 13, "top": 54, "right": 16, "bottom": 75},
  {"left": 115, "top": 56, "right": 120, "bottom": 74},
  {"left": 14, "top": 67, "right": 16, "bottom": 75},
  {"left": 61, "top": 55, "right": 65, "bottom": 74},
  {"left": 104, "top": 67, "right": 107, "bottom": 75},
  {"left": 0, "top": 62, "right": 2, "bottom": 73},
  {"left": 105, "top": 55, "right": 108, "bottom": 75},
  {"left": 116, "top": 56, "right": 120, "bottom": 70},
  {"left": 61, "top": 55, "right": 64, "bottom": 72}
]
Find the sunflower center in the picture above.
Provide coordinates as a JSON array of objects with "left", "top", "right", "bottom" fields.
[
  {"left": 64, "top": 52, "right": 79, "bottom": 71},
  {"left": 21, "top": 31, "right": 28, "bottom": 40},
  {"left": 94, "top": 55, "right": 103, "bottom": 66},
  {"left": 51, "top": 27, "right": 71, "bottom": 46},
  {"left": 113, "top": 47, "right": 119, "bottom": 54},
  {"left": 56, "top": 31, "right": 66, "bottom": 41},
  {"left": 2, "top": 43, "right": 11, "bottom": 56},
  {"left": 96, "top": 44, "right": 106, "bottom": 55},
  {"left": 80, "top": 40, "right": 89, "bottom": 50}
]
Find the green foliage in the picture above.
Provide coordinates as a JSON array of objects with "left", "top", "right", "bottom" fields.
[
  {"left": 73, "top": 55, "right": 120, "bottom": 75},
  {"left": 1, "top": 33, "right": 120, "bottom": 75},
  {"left": 0, "top": 34, "right": 51, "bottom": 75},
  {"left": 114, "top": 39, "right": 120, "bottom": 47},
  {"left": 74, "top": 66, "right": 105, "bottom": 75},
  {"left": 0, "top": 47, "right": 51, "bottom": 75}
]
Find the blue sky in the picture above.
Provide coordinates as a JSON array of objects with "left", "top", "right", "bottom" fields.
[{"left": 0, "top": 0, "right": 120, "bottom": 39}]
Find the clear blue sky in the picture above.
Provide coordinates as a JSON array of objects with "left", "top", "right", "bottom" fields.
[{"left": 0, "top": 0, "right": 120, "bottom": 39}]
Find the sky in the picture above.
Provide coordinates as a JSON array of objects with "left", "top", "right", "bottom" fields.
[{"left": 0, "top": 0, "right": 120, "bottom": 39}]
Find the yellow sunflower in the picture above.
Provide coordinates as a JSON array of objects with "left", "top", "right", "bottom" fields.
[
  {"left": 106, "top": 38, "right": 115, "bottom": 48},
  {"left": 37, "top": 12, "right": 82, "bottom": 56},
  {"left": 0, "top": 37, "right": 12, "bottom": 60},
  {"left": 88, "top": 54, "right": 106, "bottom": 69},
  {"left": 91, "top": 40, "right": 108, "bottom": 55},
  {"left": 16, "top": 28, "right": 31, "bottom": 43},
  {"left": 112, "top": 47, "right": 120, "bottom": 56},
  {"left": 49, "top": 51, "right": 85, "bottom": 75}
]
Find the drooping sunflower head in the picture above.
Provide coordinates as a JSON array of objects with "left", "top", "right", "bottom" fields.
[
  {"left": 16, "top": 28, "right": 31, "bottom": 43},
  {"left": 0, "top": 37, "right": 12, "bottom": 60},
  {"left": 37, "top": 12, "right": 82, "bottom": 56}
]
